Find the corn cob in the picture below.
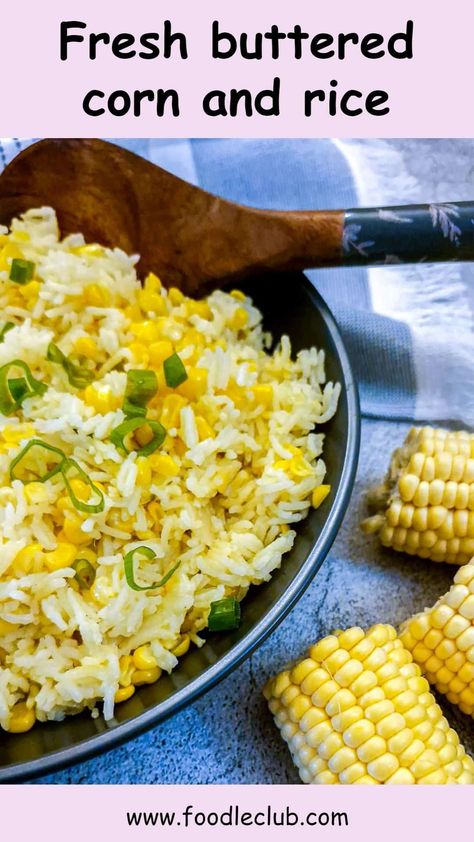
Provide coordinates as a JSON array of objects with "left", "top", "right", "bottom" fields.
[
  {"left": 361, "top": 426, "right": 474, "bottom": 565},
  {"left": 401, "top": 558, "right": 474, "bottom": 717},
  {"left": 264, "top": 624, "right": 474, "bottom": 784}
]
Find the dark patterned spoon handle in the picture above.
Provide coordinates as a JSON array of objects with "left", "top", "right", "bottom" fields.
[{"left": 342, "top": 202, "right": 474, "bottom": 265}]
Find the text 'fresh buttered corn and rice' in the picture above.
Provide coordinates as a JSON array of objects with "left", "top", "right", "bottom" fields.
[{"left": 0, "top": 208, "right": 339, "bottom": 732}]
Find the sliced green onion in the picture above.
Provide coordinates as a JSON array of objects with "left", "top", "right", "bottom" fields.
[
  {"left": 208, "top": 596, "right": 241, "bottom": 632},
  {"left": 163, "top": 353, "right": 188, "bottom": 388},
  {"left": 72, "top": 558, "right": 96, "bottom": 589},
  {"left": 8, "top": 378, "right": 28, "bottom": 404},
  {"left": 110, "top": 417, "right": 166, "bottom": 457},
  {"left": 61, "top": 458, "right": 105, "bottom": 513},
  {"left": 9, "top": 439, "right": 65, "bottom": 483},
  {"left": 124, "top": 369, "right": 158, "bottom": 417},
  {"left": 9, "top": 259, "right": 35, "bottom": 284},
  {"left": 0, "top": 322, "right": 14, "bottom": 343},
  {"left": 0, "top": 360, "right": 47, "bottom": 416},
  {"left": 124, "top": 546, "right": 180, "bottom": 591},
  {"left": 47, "top": 342, "right": 95, "bottom": 389},
  {"left": 123, "top": 398, "right": 147, "bottom": 418}
]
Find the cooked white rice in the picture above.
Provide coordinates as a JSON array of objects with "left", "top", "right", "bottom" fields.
[{"left": 0, "top": 208, "right": 340, "bottom": 730}]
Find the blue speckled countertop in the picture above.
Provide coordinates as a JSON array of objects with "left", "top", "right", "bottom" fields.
[{"left": 38, "top": 418, "right": 474, "bottom": 784}]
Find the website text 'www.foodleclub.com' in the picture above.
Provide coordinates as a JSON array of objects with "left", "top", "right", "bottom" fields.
[{"left": 126, "top": 803, "right": 349, "bottom": 829}]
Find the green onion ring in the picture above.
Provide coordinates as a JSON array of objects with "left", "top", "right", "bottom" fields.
[
  {"left": 110, "top": 417, "right": 166, "bottom": 457},
  {"left": 60, "top": 458, "right": 105, "bottom": 513},
  {"left": 47, "top": 342, "right": 95, "bottom": 389},
  {"left": 208, "top": 596, "right": 241, "bottom": 632},
  {"left": 72, "top": 558, "right": 96, "bottom": 589},
  {"left": 163, "top": 352, "right": 188, "bottom": 388},
  {"left": 0, "top": 360, "right": 47, "bottom": 416},
  {"left": 124, "top": 546, "right": 181, "bottom": 591},
  {"left": 9, "top": 439, "right": 65, "bottom": 483}
]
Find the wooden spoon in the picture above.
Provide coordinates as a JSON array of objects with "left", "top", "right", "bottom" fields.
[{"left": 0, "top": 138, "right": 473, "bottom": 295}]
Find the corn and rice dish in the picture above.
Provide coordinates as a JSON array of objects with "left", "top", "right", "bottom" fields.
[{"left": 0, "top": 207, "right": 339, "bottom": 733}]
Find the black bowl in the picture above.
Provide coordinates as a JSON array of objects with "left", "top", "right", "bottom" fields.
[{"left": 0, "top": 271, "right": 359, "bottom": 782}]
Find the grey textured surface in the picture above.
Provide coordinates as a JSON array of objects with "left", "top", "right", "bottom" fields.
[{"left": 38, "top": 418, "right": 473, "bottom": 784}]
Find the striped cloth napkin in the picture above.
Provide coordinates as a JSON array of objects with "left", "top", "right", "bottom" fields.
[{"left": 1, "top": 138, "right": 472, "bottom": 426}]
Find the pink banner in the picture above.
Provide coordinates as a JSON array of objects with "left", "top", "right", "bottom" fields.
[
  {"left": 1, "top": 0, "right": 473, "bottom": 137},
  {"left": 0, "top": 784, "right": 470, "bottom": 839}
]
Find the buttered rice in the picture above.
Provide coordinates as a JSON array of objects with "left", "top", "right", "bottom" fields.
[{"left": 0, "top": 208, "right": 339, "bottom": 732}]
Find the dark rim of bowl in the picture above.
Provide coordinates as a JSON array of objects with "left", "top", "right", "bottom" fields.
[{"left": 3, "top": 274, "right": 360, "bottom": 782}]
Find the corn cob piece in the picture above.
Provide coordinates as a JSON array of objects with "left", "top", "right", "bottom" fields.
[
  {"left": 401, "top": 558, "right": 474, "bottom": 717},
  {"left": 264, "top": 624, "right": 474, "bottom": 784},
  {"left": 362, "top": 426, "right": 474, "bottom": 564}
]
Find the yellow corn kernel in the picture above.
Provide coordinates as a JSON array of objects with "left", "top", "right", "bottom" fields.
[
  {"left": 0, "top": 618, "right": 19, "bottom": 635},
  {"left": 0, "top": 242, "right": 23, "bottom": 271},
  {"left": 24, "top": 482, "right": 49, "bottom": 504},
  {"left": 161, "top": 394, "right": 187, "bottom": 429},
  {"left": 8, "top": 702, "right": 36, "bottom": 734},
  {"left": 128, "top": 342, "right": 150, "bottom": 366},
  {"left": 148, "top": 340, "right": 174, "bottom": 367},
  {"left": 147, "top": 501, "right": 163, "bottom": 525},
  {"left": 230, "top": 289, "right": 246, "bottom": 302},
  {"left": 264, "top": 624, "right": 474, "bottom": 785},
  {"left": 289, "top": 452, "right": 314, "bottom": 479},
  {"left": 312, "top": 485, "right": 331, "bottom": 509},
  {"left": 362, "top": 426, "right": 474, "bottom": 565},
  {"left": 172, "top": 635, "right": 191, "bottom": 658},
  {"left": 63, "top": 513, "right": 90, "bottom": 545},
  {"left": 133, "top": 667, "right": 162, "bottom": 686},
  {"left": 136, "top": 457, "right": 152, "bottom": 487},
  {"left": 83, "top": 385, "right": 122, "bottom": 414},
  {"left": 180, "top": 328, "right": 205, "bottom": 352},
  {"left": 177, "top": 368, "right": 208, "bottom": 401},
  {"left": 144, "top": 271, "right": 162, "bottom": 292},
  {"left": 11, "top": 230, "right": 30, "bottom": 243},
  {"left": 76, "top": 547, "right": 97, "bottom": 565},
  {"left": 43, "top": 542, "right": 77, "bottom": 572},
  {"left": 119, "top": 655, "right": 135, "bottom": 687},
  {"left": 115, "top": 685, "right": 135, "bottom": 704},
  {"left": 133, "top": 645, "right": 158, "bottom": 671},
  {"left": 73, "top": 337, "right": 98, "bottom": 359},
  {"left": 13, "top": 544, "right": 43, "bottom": 575},
  {"left": 138, "top": 288, "right": 168, "bottom": 315},
  {"left": 130, "top": 320, "right": 162, "bottom": 343},
  {"left": 69, "top": 479, "right": 91, "bottom": 502},
  {"left": 123, "top": 303, "right": 142, "bottom": 322},
  {"left": 76, "top": 243, "right": 104, "bottom": 258},
  {"left": 168, "top": 287, "right": 185, "bottom": 306},
  {"left": 21, "top": 280, "right": 41, "bottom": 302},
  {"left": 250, "top": 384, "right": 273, "bottom": 408},
  {"left": 228, "top": 306, "right": 248, "bottom": 330},
  {"left": 2, "top": 424, "right": 36, "bottom": 445},
  {"left": 149, "top": 452, "right": 179, "bottom": 478},
  {"left": 186, "top": 299, "right": 211, "bottom": 319},
  {"left": 134, "top": 423, "right": 155, "bottom": 448},
  {"left": 83, "top": 284, "right": 110, "bottom": 307},
  {"left": 195, "top": 415, "right": 215, "bottom": 441}
]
